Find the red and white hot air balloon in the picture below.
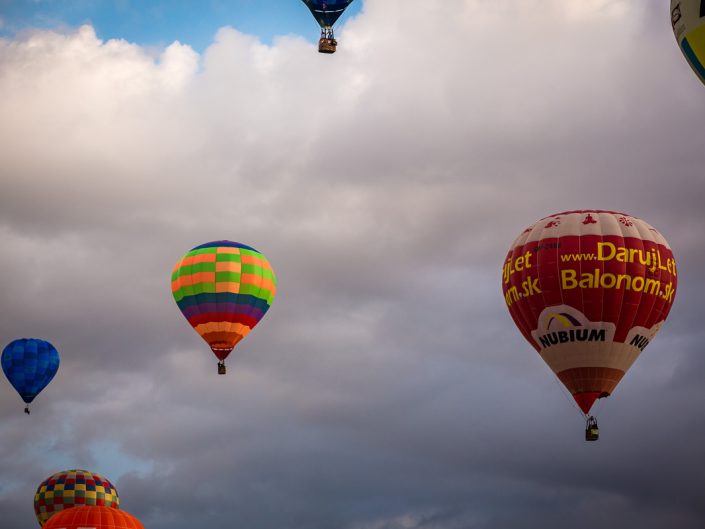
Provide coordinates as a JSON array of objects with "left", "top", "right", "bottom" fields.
[{"left": 501, "top": 210, "right": 677, "bottom": 440}]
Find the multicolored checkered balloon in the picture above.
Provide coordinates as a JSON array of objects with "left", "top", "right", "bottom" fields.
[
  {"left": 171, "top": 241, "right": 277, "bottom": 373},
  {"left": 34, "top": 469, "right": 120, "bottom": 526}
]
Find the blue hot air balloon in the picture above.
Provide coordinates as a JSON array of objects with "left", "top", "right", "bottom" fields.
[
  {"left": 301, "top": 0, "right": 355, "bottom": 53},
  {"left": 1, "top": 338, "right": 59, "bottom": 414}
]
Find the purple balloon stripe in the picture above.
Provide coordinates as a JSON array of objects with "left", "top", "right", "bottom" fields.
[{"left": 182, "top": 303, "right": 265, "bottom": 320}]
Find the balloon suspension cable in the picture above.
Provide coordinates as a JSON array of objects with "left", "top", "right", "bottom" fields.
[
  {"left": 320, "top": 26, "right": 335, "bottom": 40},
  {"left": 590, "top": 396, "right": 601, "bottom": 415},
  {"left": 552, "top": 375, "right": 587, "bottom": 420}
]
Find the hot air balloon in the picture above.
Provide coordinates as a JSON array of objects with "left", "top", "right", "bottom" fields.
[
  {"left": 1, "top": 338, "right": 59, "bottom": 414},
  {"left": 301, "top": 0, "right": 355, "bottom": 53},
  {"left": 671, "top": 0, "right": 705, "bottom": 85},
  {"left": 43, "top": 506, "right": 143, "bottom": 529},
  {"left": 34, "top": 469, "right": 120, "bottom": 527},
  {"left": 172, "top": 241, "right": 277, "bottom": 374},
  {"left": 501, "top": 211, "right": 677, "bottom": 440}
]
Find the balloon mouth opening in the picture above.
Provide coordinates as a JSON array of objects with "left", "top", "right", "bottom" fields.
[
  {"left": 210, "top": 344, "right": 234, "bottom": 361},
  {"left": 573, "top": 391, "right": 608, "bottom": 415},
  {"left": 210, "top": 345, "right": 234, "bottom": 353}
]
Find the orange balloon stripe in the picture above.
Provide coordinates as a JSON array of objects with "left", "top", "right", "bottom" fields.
[
  {"left": 176, "top": 253, "right": 217, "bottom": 269},
  {"left": 241, "top": 274, "right": 275, "bottom": 293},
  {"left": 241, "top": 254, "right": 273, "bottom": 270},
  {"left": 188, "top": 253, "right": 218, "bottom": 264},
  {"left": 225, "top": 320, "right": 245, "bottom": 341},
  {"left": 201, "top": 331, "right": 245, "bottom": 350},
  {"left": 172, "top": 272, "right": 216, "bottom": 288},
  {"left": 215, "top": 282, "right": 241, "bottom": 294},
  {"left": 178, "top": 255, "right": 193, "bottom": 268},
  {"left": 174, "top": 275, "right": 275, "bottom": 296},
  {"left": 241, "top": 272, "right": 261, "bottom": 287},
  {"left": 216, "top": 247, "right": 241, "bottom": 255},
  {"left": 194, "top": 321, "right": 251, "bottom": 336},
  {"left": 556, "top": 367, "right": 625, "bottom": 396},
  {"left": 189, "top": 272, "right": 217, "bottom": 285},
  {"left": 215, "top": 261, "right": 242, "bottom": 272}
]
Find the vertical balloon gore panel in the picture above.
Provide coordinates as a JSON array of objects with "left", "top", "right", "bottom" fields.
[
  {"left": 501, "top": 211, "right": 677, "bottom": 413},
  {"left": 672, "top": 0, "right": 705, "bottom": 85},
  {"left": 302, "top": 0, "right": 355, "bottom": 28}
]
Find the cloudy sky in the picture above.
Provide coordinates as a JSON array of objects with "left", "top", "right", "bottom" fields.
[
  {"left": 1, "top": 0, "right": 704, "bottom": 528},
  {"left": 0, "top": 0, "right": 363, "bottom": 50}
]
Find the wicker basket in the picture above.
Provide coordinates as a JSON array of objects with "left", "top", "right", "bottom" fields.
[{"left": 318, "top": 38, "right": 337, "bottom": 54}]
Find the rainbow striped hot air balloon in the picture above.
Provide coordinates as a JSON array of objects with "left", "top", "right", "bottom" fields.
[{"left": 171, "top": 241, "right": 276, "bottom": 374}]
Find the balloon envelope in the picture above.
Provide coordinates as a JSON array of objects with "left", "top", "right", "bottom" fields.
[
  {"left": 1, "top": 338, "right": 59, "bottom": 404},
  {"left": 34, "top": 469, "right": 120, "bottom": 526},
  {"left": 502, "top": 210, "right": 677, "bottom": 414},
  {"left": 172, "top": 241, "right": 277, "bottom": 361},
  {"left": 302, "top": 0, "right": 355, "bottom": 28},
  {"left": 671, "top": 0, "right": 705, "bottom": 85},
  {"left": 43, "top": 506, "right": 143, "bottom": 529}
]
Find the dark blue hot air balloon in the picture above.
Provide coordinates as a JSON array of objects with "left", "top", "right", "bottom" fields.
[
  {"left": 301, "top": 0, "right": 355, "bottom": 53},
  {"left": 2, "top": 338, "right": 59, "bottom": 414}
]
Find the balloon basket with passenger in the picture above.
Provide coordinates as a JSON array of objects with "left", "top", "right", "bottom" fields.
[
  {"left": 585, "top": 416, "right": 599, "bottom": 441},
  {"left": 301, "top": 0, "right": 354, "bottom": 54},
  {"left": 318, "top": 28, "right": 337, "bottom": 53}
]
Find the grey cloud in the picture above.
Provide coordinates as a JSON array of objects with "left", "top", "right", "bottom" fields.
[{"left": 1, "top": 1, "right": 705, "bottom": 528}]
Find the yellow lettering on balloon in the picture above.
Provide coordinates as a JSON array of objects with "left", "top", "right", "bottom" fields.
[
  {"left": 597, "top": 242, "right": 616, "bottom": 260},
  {"left": 561, "top": 269, "right": 578, "bottom": 289}
]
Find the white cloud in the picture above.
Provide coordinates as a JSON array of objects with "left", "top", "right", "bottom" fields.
[{"left": 1, "top": 2, "right": 705, "bottom": 528}]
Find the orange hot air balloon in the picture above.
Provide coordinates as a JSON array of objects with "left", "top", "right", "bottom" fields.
[
  {"left": 43, "top": 506, "right": 144, "bottom": 529},
  {"left": 501, "top": 210, "right": 677, "bottom": 440}
]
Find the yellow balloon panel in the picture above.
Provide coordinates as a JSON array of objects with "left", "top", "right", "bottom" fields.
[{"left": 672, "top": 0, "right": 705, "bottom": 84}]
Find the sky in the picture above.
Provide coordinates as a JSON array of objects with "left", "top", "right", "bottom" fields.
[
  {"left": 0, "top": 0, "right": 363, "bottom": 50},
  {"left": 1, "top": 0, "right": 705, "bottom": 528}
]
